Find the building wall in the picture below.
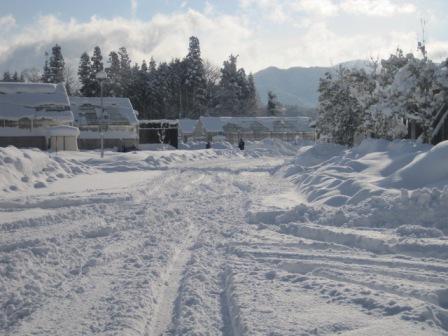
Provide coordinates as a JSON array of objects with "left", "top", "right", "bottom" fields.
[
  {"left": 78, "top": 138, "right": 138, "bottom": 150},
  {"left": 216, "top": 132, "right": 315, "bottom": 144},
  {"left": 50, "top": 136, "right": 78, "bottom": 151},
  {"left": 139, "top": 128, "right": 178, "bottom": 148},
  {"left": 0, "top": 136, "right": 47, "bottom": 150}
]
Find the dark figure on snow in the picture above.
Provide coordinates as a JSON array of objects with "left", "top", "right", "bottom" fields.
[
  {"left": 238, "top": 138, "right": 245, "bottom": 150},
  {"left": 206, "top": 141, "right": 211, "bottom": 149}
]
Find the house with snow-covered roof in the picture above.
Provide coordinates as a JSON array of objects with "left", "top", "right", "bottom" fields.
[
  {"left": 70, "top": 96, "right": 139, "bottom": 150},
  {"left": 0, "top": 82, "right": 79, "bottom": 151},
  {"left": 192, "top": 116, "right": 315, "bottom": 143}
]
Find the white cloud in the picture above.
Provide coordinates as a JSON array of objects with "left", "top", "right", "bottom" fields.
[
  {"left": 239, "top": 0, "right": 289, "bottom": 23},
  {"left": 291, "top": 0, "right": 339, "bottom": 17},
  {"left": 340, "top": 0, "right": 416, "bottom": 17},
  {"left": 204, "top": 2, "right": 214, "bottom": 15},
  {"left": 0, "top": 15, "right": 17, "bottom": 32},
  {"left": 0, "top": 3, "right": 446, "bottom": 74},
  {"left": 131, "top": 0, "right": 138, "bottom": 17},
  {"left": 0, "top": 11, "right": 254, "bottom": 72}
]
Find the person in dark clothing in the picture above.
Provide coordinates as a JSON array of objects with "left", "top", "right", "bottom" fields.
[
  {"left": 238, "top": 138, "right": 245, "bottom": 150},
  {"left": 206, "top": 141, "right": 211, "bottom": 149}
]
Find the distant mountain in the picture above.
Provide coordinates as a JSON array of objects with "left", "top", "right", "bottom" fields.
[{"left": 254, "top": 60, "right": 371, "bottom": 107}]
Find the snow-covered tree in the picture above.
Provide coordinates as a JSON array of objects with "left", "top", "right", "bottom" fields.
[
  {"left": 267, "top": 91, "right": 282, "bottom": 116},
  {"left": 90, "top": 46, "right": 104, "bottom": 96},
  {"left": 2, "top": 72, "right": 11, "bottom": 82},
  {"left": 362, "top": 50, "right": 413, "bottom": 139},
  {"left": 216, "top": 55, "right": 241, "bottom": 116},
  {"left": 246, "top": 73, "right": 259, "bottom": 115},
  {"left": 21, "top": 68, "right": 41, "bottom": 83},
  {"left": 184, "top": 36, "right": 207, "bottom": 118},
  {"left": 41, "top": 52, "right": 51, "bottom": 83},
  {"left": 317, "top": 68, "right": 363, "bottom": 146},
  {"left": 393, "top": 57, "right": 439, "bottom": 142},
  {"left": 48, "top": 44, "right": 65, "bottom": 83},
  {"left": 105, "top": 51, "right": 122, "bottom": 96},
  {"left": 78, "top": 52, "right": 93, "bottom": 96}
]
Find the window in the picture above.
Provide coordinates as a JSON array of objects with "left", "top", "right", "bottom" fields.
[
  {"left": 5, "top": 120, "right": 18, "bottom": 127},
  {"left": 18, "top": 118, "right": 32, "bottom": 129}
]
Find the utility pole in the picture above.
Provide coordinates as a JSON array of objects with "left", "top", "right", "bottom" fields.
[
  {"left": 96, "top": 70, "right": 108, "bottom": 158},
  {"left": 418, "top": 18, "right": 428, "bottom": 60}
]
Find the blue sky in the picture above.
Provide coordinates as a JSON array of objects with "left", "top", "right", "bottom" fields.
[{"left": 0, "top": 0, "right": 447, "bottom": 73}]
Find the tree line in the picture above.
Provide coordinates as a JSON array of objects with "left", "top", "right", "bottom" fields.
[
  {"left": 1, "top": 37, "right": 265, "bottom": 119},
  {"left": 77, "top": 37, "right": 261, "bottom": 119},
  {"left": 317, "top": 49, "right": 448, "bottom": 146}
]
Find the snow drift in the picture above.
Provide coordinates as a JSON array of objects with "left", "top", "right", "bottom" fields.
[
  {"left": 273, "top": 139, "right": 448, "bottom": 234},
  {"left": 0, "top": 146, "right": 92, "bottom": 193}
]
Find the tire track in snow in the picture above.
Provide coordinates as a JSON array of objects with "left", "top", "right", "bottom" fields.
[{"left": 145, "top": 245, "right": 195, "bottom": 336}]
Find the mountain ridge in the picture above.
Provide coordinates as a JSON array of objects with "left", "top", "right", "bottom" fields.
[{"left": 254, "top": 60, "right": 371, "bottom": 107}]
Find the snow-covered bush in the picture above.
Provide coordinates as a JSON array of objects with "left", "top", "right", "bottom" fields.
[{"left": 317, "top": 50, "right": 448, "bottom": 145}]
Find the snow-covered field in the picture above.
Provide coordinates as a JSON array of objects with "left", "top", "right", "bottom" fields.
[{"left": 1, "top": 139, "right": 448, "bottom": 335}]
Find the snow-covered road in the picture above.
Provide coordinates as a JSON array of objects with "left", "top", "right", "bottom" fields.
[{"left": 1, "top": 146, "right": 448, "bottom": 335}]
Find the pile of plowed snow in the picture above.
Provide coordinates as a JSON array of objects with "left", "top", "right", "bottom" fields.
[
  {"left": 0, "top": 146, "right": 93, "bottom": 193},
  {"left": 278, "top": 139, "right": 448, "bottom": 233},
  {"left": 60, "top": 148, "right": 244, "bottom": 173},
  {"left": 0, "top": 139, "right": 304, "bottom": 193},
  {"left": 383, "top": 141, "right": 448, "bottom": 189},
  {"left": 179, "top": 138, "right": 306, "bottom": 156},
  {"left": 245, "top": 139, "right": 311, "bottom": 157}
]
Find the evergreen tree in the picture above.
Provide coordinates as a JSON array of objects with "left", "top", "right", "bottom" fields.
[
  {"left": 78, "top": 52, "right": 93, "bottom": 96},
  {"left": 236, "top": 68, "right": 250, "bottom": 114},
  {"left": 168, "top": 58, "right": 186, "bottom": 118},
  {"left": 2, "top": 72, "right": 11, "bottom": 82},
  {"left": 203, "top": 60, "right": 221, "bottom": 115},
  {"left": 141, "top": 60, "right": 148, "bottom": 73},
  {"left": 217, "top": 55, "right": 240, "bottom": 116},
  {"left": 64, "top": 38, "right": 258, "bottom": 119},
  {"left": 105, "top": 51, "right": 121, "bottom": 96},
  {"left": 246, "top": 73, "right": 258, "bottom": 115},
  {"left": 90, "top": 46, "right": 104, "bottom": 96},
  {"left": 184, "top": 36, "right": 207, "bottom": 118},
  {"left": 143, "top": 57, "right": 163, "bottom": 119},
  {"left": 118, "top": 47, "right": 132, "bottom": 97},
  {"left": 41, "top": 52, "right": 52, "bottom": 83},
  {"left": 267, "top": 91, "right": 280, "bottom": 116},
  {"left": 48, "top": 44, "right": 65, "bottom": 83}
]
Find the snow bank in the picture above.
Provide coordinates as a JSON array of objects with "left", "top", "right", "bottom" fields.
[
  {"left": 245, "top": 138, "right": 310, "bottom": 157},
  {"left": 269, "top": 139, "right": 448, "bottom": 236},
  {"left": 384, "top": 141, "right": 448, "bottom": 189},
  {"left": 0, "top": 139, "right": 299, "bottom": 193},
  {"left": 0, "top": 146, "right": 92, "bottom": 193},
  {"left": 292, "top": 143, "right": 345, "bottom": 167},
  {"left": 179, "top": 141, "right": 234, "bottom": 150}
]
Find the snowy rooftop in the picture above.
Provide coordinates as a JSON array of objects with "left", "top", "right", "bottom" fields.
[
  {"left": 199, "top": 116, "right": 313, "bottom": 133},
  {"left": 70, "top": 96, "right": 138, "bottom": 126},
  {"left": 0, "top": 82, "right": 73, "bottom": 122}
]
